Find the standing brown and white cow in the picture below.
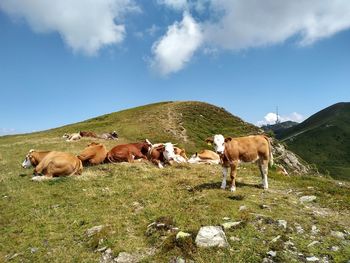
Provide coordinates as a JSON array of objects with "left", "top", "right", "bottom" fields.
[{"left": 206, "top": 134, "right": 273, "bottom": 191}]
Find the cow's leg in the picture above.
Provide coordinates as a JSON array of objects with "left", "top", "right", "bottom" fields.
[
  {"left": 229, "top": 163, "right": 238, "bottom": 192},
  {"left": 259, "top": 158, "right": 269, "bottom": 189},
  {"left": 221, "top": 166, "right": 228, "bottom": 189}
]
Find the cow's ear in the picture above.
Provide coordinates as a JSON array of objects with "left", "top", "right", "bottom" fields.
[
  {"left": 205, "top": 137, "right": 214, "bottom": 145},
  {"left": 224, "top": 137, "right": 232, "bottom": 142}
]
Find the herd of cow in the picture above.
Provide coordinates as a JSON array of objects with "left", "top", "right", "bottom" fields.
[
  {"left": 62, "top": 131, "right": 119, "bottom": 142},
  {"left": 21, "top": 132, "right": 273, "bottom": 192}
]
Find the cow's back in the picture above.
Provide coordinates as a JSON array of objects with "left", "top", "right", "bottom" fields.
[{"left": 226, "top": 135, "right": 269, "bottom": 162}]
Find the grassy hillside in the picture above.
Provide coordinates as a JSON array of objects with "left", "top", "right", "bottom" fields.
[
  {"left": 2, "top": 101, "right": 258, "bottom": 154},
  {"left": 1, "top": 101, "right": 350, "bottom": 262},
  {"left": 278, "top": 102, "right": 350, "bottom": 180}
]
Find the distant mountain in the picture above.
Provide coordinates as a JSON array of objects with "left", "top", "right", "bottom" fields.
[
  {"left": 278, "top": 102, "right": 350, "bottom": 180},
  {"left": 261, "top": 121, "right": 299, "bottom": 137}
]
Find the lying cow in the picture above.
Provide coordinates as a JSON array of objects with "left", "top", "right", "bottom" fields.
[
  {"left": 188, "top": 149, "right": 220, "bottom": 164},
  {"left": 148, "top": 142, "right": 179, "bottom": 168},
  {"left": 99, "top": 131, "right": 118, "bottom": 140},
  {"left": 62, "top": 133, "right": 81, "bottom": 142},
  {"left": 79, "top": 131, "right": 98, "bottom": 138},
  {"left": 22, "top": 149, "right": 83, "bottom": 178},
  {"left": 174, "top": 147, "right": 188, "bottom": 162},
  {"left": 22, "top": 149, "right": 50, "bottom": 168},
  {"left": 206, "top": 134, "right": 273, "bottom": 191},
  {"left": 78, "top": 142, "right": 108, "bottom": 166},
  {"left": 106, "top": 140, "right": 151, "bottom": 163}
]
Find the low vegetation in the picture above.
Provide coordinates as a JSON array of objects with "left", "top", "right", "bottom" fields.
[
  {"left": 278, "top": 102, "right": 350, "bottom": 180},
  {"left": 1, "top": 101, "right": 349, "bottom": 262}
]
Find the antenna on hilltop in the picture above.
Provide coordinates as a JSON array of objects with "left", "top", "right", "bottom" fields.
[{"left": 276, "top": 106, "right": 281, "bottom": 124}]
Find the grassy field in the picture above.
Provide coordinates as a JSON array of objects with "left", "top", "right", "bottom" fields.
[
  {"left": 1, "top": 102, "right": 350, "bottom": 262},
  {"left": 1, "top": 136, "right": 350, "bottom": 262}
]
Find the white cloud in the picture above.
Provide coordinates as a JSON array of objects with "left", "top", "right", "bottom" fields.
[
  {"left": 0, "top": 0, "right": 139, "bottom": 55},
  {"left": 257, "top": 112, "right": 305, "bottom": 127},
  {"left": 157, "top": 0, "right": 188, "bottom": 10},
  {"left": 150, "top": 12, "right": 203, "bottom": 76},
  {"left": 205, "top": 0, "right": 350, "bottom": 50}
]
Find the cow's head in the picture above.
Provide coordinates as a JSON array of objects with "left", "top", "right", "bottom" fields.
[
  {"left": 62, "top": 133, "right": 70, "bottom": 139},
  {"left": 188, "top": 152, "right": 200, "bottom": 164},
  {"left": 22, "top": 149, "right": 35, "bottom": 168},
  {"left": 206, "top": 134, "right": 226, "bottom": 154},
  {"left": 163, "top": 142, "right": 176, "bottom": 161},
  {"left": 111, "top": 131, "right": 118, "bottom": 138}
]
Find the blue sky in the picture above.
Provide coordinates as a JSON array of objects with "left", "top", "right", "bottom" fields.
[{"left": 0, "top": 0, "right": 349, "bottom": 135}]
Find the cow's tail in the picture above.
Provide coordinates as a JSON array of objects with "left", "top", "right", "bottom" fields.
[{"left": 264, "top": 136, "right": 274, "bottom": 167}]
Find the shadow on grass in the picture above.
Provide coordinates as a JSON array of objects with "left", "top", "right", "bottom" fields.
[
  {"left": 19, "top": 173, "right": 28, "bottom": 177},
  {"left": 193, "top": 181, "right": 261, "bottom": 192}
]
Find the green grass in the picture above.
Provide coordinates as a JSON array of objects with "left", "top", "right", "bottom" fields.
[
  {"left": 1, "top": 101, "right": 350, "bottom": 262},
  {"left": 1, "top": 136, "right": 350, "bottom": 262}
]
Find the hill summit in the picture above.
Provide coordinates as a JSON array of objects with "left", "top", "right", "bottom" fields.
[{"left": 43, "top": 101, "right": 259, "bottom": 153}]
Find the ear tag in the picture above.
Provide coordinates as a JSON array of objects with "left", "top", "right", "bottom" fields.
[{"left": 207, "top": 142, "right": 212, "bottom": 146}]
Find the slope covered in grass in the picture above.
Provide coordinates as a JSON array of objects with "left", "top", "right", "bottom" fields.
[
  {"left": 278, "top": 102, "right": 350, "bottom": 180},
  {"left": 1, "top": 101, "right": 349, "bottom": 262}
]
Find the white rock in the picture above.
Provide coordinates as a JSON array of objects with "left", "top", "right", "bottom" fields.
[
  {"left": 294, "top": 223, "right": 304, "bottom": 234},
  {"left": 221, "top": 221, "right": 242, "bottom": 230},
  {"left": 239, "top": 205, "right": 247, "bottom": 211},
  {"left": 267, "top": 250, "right": 276, "bottom": 257},
  {"left": 306, "top": 256, "right": 319, "bottom": 262},
  {"left": 176, "top": 231, "right": 191, "bottom": 240},
  {"left": 277, "top": 220, "right": 287, "bottom": 229},
  {"left": 86, "top": 225, "right": 104, "bottom": 237},
  {"left": 229, "top": 236, "right": 241, "bottom": 242},
  {"left": 222, "top": 217, "right": 231, "bottom": 221},
  {"left": 195, "top": 226, "right": 229, "bottom": 248},
  {"left": 311, "top": 225, "right": 319, "bottom": 235},
  {"left": 99, "top": 248, "right": 114, "bottom": 263},
  {"left": 330, "top": 246, "right": 339, "bottom": 252},
  {"left": 330, "top": 231, "right": 345, "bottom": 239},
  {"left": 115, "top": 252, "right": 139, "bottom": 263},
  {"left": 300, "top": 195, "right": 317, "bottom": 203},
  {"left": 271, "top": 235, "right": 281, "bottom": 243},
  {"left": 307, "top": 241, "right": 320, "bottom": 247}
]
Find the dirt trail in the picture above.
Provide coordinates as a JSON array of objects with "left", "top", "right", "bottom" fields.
[{"left": 162, "top": 103, "right": 189, "bottom": 142}]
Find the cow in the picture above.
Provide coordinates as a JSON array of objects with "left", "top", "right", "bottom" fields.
[
  {"left": 62, "top": 133, "right": 81, "bottom": 142},
  {"left": 106, "top": 140, "right": 151, "bottom": 163},
  {"left": 78, "top": 142, "right": 108, "bottom": 166},
  {"left": 22, "top": 149, "right": 50, "bottom": 168},
  {"left": 79, "top": 131, "right": 98, "bottom": 138},
  {"left": 148, "top": 142, "right": 178, "bottom": 168},
  {"left": 174, "top": 147, "right": 188, "bottom": 162},
  {"left": 188, "top": 149, "right": 220, "bottom": 165},
  {"left": 99, "top": 131, "right": 118, "bottom": 140},
  {"left": 22, "top": 150, "right": 83, "bottom": 178},
  {"left": 206, "top": 134, "right": 273, "bottom": 192}
]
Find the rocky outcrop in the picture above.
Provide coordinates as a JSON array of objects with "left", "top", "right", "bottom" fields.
[{"left": 271, "top": 140, "right": 315, "bottom": 175}]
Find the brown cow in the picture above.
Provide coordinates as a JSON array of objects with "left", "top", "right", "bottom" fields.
[
  {"left": 22, "top": 150, "right": 82, "bottom": 178},
  {"left": 148, "top": 142, "right": 177, "bottom": 168},
  {"left": 106, "top": 140, "right": 151, "bottom": 163},
  {"left": 206, "top": 134, "right": 273, "bottom": 191},
  {"left": 174, "top": 147, "right": 188, "bottom": 161},
  {"left": 79, "top": 131, "right": 98, "bottom": 138},
  {"left": 22, "top": 149, "right": 50, "bottom": 168},
  {"left": 78, "top": 142, "right": 108, "bottom": 166},
  {"left": 188, "top": 149, "right": 220, "bottom": 164}
]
